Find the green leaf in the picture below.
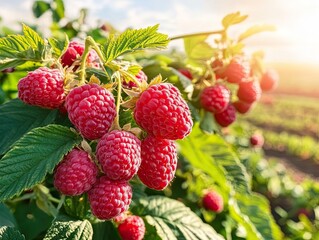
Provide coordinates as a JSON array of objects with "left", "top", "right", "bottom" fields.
[
  {"left": 64, "top": 195, "right": 90, "bottom": 219},
  {"left": 238, "top": 25, "right": 276, "bottom": 42},
  {"left": 44, "top": 215, "right": 93, "bottom": 240},
  {"left": 0, "top": 99, "right": 58, "bottom": 155},
  {"left": 132, "top": 196, "right": 224, "bottom": 240},
  {"left": 32, "top": 1, "right": 51, "bottom": 18},
  {"left": 51, "top": 0, "right": 65, "bottom": 22},
  {"left": 222, "top": 12, "right": 248, "bottom": 29},
  {"left": 48, "top": 35, "right": 69, "bottom": 59},
  {"left": 229, "top": 193, "right": 283, "bottom": 240},
  {"left": 92, "top": 221, "right": 121, "bottom": 240},
  {"left": 184, "top": 36, "right": 217, "bottom": 68},
  {"left": 0, "top": 204, "right": 17, "bottom": 228},
  {"left": 0, "top": 124, "right": 82, "bottom": 201},
  {"left": 103, "top": 25, "right": 169, "bottom": 63},
  {"left": 0, "top": 226, "right": 25, "bottom": 240},
  {"left": 0, "top": 24, "right": 47, "bottom": 71},
  {"left": 178, "top": 124, "right": 251, "bottom": 194},
  {"left": 199, "top": 111, "right": 218, "bottom": 134}
]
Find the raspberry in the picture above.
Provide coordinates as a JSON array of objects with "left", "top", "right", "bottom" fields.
[
  {"left": 237, "top": 80, "right": 261, "bottom": 104},
  {"left": 138, "top": 136, "right": 177, "bottom": 190},
  {"left": 260, "top": 69, "right": 279, "bottom": 91},
  {"left": 88, "top": 176, "right": 132, "bottom": 220},
  {"left": 65, "top": 84, "right": 116, "bottom": 140},
  {"left": 96, "top": 130, "right": 141, "bottom": 181},
  {"left": 134, "top": 83, "right": 193, "bottom": 140},
  {"left": 211, "top": 58, "right": 224, "bottom": 79},
  {"left": 233, "top": 100, "right": 255, "bottom": 114},
  {"left": 61, "top": 41, "right": 99, "bottom": 69},
  {"left": 250, "top": 133, "right": 264, "bottom": 147},
  {"left": 18, "top": 67, "right": 65, "bottom": 109},
  {"left": 223, "top": 56, "right": 250, "bottom": 83},
  {"left": 118, "top": 216, "right": 145, "bottom": 240},
  {"left": 123, "top": 70, "right": 147, "bottom": 88},
  {"left": 200, "top": 85, "right": 230, "bottom": 113},
  {"left": 202, "top": 191, "right": 224, "bottom": 213},
  {"left": 54, "top": 149, "right": 98, "bottom": 196},
  {"left": 178, "top": 68, "right": 193, "bottom": 80},
  {"left": 214, "top": 104, "right": 236, "bottom": 127}
]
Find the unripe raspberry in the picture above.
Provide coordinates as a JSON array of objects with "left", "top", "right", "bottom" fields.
[
  {"left": 54, "top": 149, "right": 98, "bottom": 196},
  {"left": 96, "top": 130, "right": 141, "bottom": 181},
  {"left": 18, "top": 67, "right": 65, "bottom": 109},
  {"left": 223, "top": 56, "right": 250, "bottom": 83},
  {"left": 118, "top": 216, "right": 145, "bottom": 240},
  {"left": 233, "top": 100, "right": 255, "bottom": 114},
  {"left": 202, "top": 191, "right": 224, "bottom": 213},
  {"left": 178, "top": 68, "right": 193, "bottom": 80},
  {"left": 88, "top": 176, "right": 132, "bottom": 220},
  {"left": 214, "top": 104, "right": 236, "bottom": 127},
  {"left": 250, "top": 133, "right": 264, "bottom": 147},
  {"left": 138, "top": 136, "right": 177, "bottom": 190},
  {"left": 237, "top": 80, "right": 261, "bottom": 104},
  {"left": 200, "top": 85, "right": 230, "bottom": 113},
  {"left": 260, "top": 69, "right": 279, "bottom": 91},
  {"left": 61, "top": 41, "right": 99, "bottom": 69},
  {"left": 123, "top": 70, "right": 147, "bottom": 89},
  {"left": 134, "top": 83, "right": 193, "bottom": 140},
  {"left": 65, "top": 84, "right": 116, "bottom": 140}
]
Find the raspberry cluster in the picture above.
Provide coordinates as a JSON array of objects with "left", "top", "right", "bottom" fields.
[{"left": 195, "top": 55, "right": 279, "bottom": 128}]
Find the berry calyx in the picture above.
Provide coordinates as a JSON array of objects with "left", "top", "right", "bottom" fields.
[
  {"left": 260, "top": 69, "right": 279, "bottom": 91},
  {"left": 61, "top": 41, "right": 99, "bottom": 69},
  {"left": 250, "top": 133, "right": 264, "bottom": 147},
  {"left": 134, "top": 83, "right": 193, "bottom": 140},
  {"left": 237, "top": 80, "right": 262, "bottom": 104},
  {"left": 200, "top": 85, "right": 230, "bottom": 113},
  {"left": 118, "top": 216, "right": 145, "bottom": 240},
  {"left": 88, "top": 176, "right": 132, "bottom": 220},
  {"left": 223, "top": 56, "right": 250, "bottom": 84},
  {"left": 214, "top": 104, "right": 236, "bottom": 127},
  {"left": 18, "top": 67, "right": 65, "bottom": 109},
  {"left": 202, "top": 191, "right": 224, "bottom": 213},
  {"left": 54, "top": 149, "right": 98, "bottom": 196},
  {"left": 96, "top": 130, "right": 141, "bottom": 181},
  {"left": 138, "top": 136, "right": 177, "bottom": 190},
  {"left": 65, "top": 83, "right": 116, "bottom": 140}
]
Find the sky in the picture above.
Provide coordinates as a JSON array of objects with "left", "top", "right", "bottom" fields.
[{"left": 0, "top": 0, "right": 319, "bottom": 65}]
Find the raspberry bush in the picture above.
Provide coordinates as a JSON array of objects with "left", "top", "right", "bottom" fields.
[{"left": 0, "top": 5, "right": 286, "bottom": 240}]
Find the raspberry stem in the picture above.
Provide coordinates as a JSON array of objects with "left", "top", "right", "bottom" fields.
[{"left": 170, "top": 30, "right": 224, "bottom": 41}]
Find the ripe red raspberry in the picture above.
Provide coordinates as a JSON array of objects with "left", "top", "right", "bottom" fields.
[
  {"left": 88, "top": 176, "right": 132, "bottom": 220},
  {"left": 211, "top": 58, "right": 224, "bottom": 79},
  {"left": 65, "top": 84, "right": 116, "bottom": 140},
  {"left": 96, "top": 130, "right": 141, "bottom": 181},
  {"left": 233, "top": 100, "right": 255, "bottom": 114},
  {"left": 250, "top": 133, "right": 264, "bottom": 147},
  {"left": 202, "top": 191, "right": 224, "bottom": 213},
  {"left": 61, "top": 41, "right": 99, "bottom": 68},
  {"left": 134, "top": 83, "right": 193, "bottom": 140},
  {"left": 54, "top": 149, "right": 98, "bottom": 196},
  {"left": 223, "top": 56, "right": 250, "bottom": 83},
  {"left": 122, "top": 70, "right": 147, "bottom": 88},
  {"left": 260, "top": 69, "right": 279, "bottom": 91},
  {"left": 178, "top": 68, "right": 193, "bottom": 80},
  {"left": 118, "top": 216, "right": 145, "bottom": 240},
  {"left": 200, "top": 85, "right": 230, "bottom": 113},
  {"left": 214, "top": 104, "right": 236, "bottom": 127},
  {"left": 18, "top": 67, "right": 65, "bottom": 109},
  {"left": 138, "top": 136, "right": 177, "bottom": 190},
  {"left": 237, "top": 80, "right": 261, "bottom": 104}
]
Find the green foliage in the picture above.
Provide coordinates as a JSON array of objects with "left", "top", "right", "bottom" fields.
[
  {"left": 0, "top": 125, "right": 82, "bottom": 201},
  {"left": 44, "top": 215, "right": 93, "bottom": 240},
  {"left": 102, "top": 25, "right": 169, "bottom": 63},
  {"left": 0, "top": 204, "right": 17, "bottom": 228},
  {"left": 32, "top": 1, "right": 51, "bottom": 18},
  {"left": 0, "top": 99, "right": 58, "bottom": 155},
  {"left": 222, "top": 12, "right": 248, "bottom": 29},
  {"left": 0, "top": 226, "right": 25, "bottom": 240},
  {"left": 238, "top": 25, "right": 276, "bottom": 42},
  {"left": 132, "top": 196, "right": 224, "bottom": 240}
]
